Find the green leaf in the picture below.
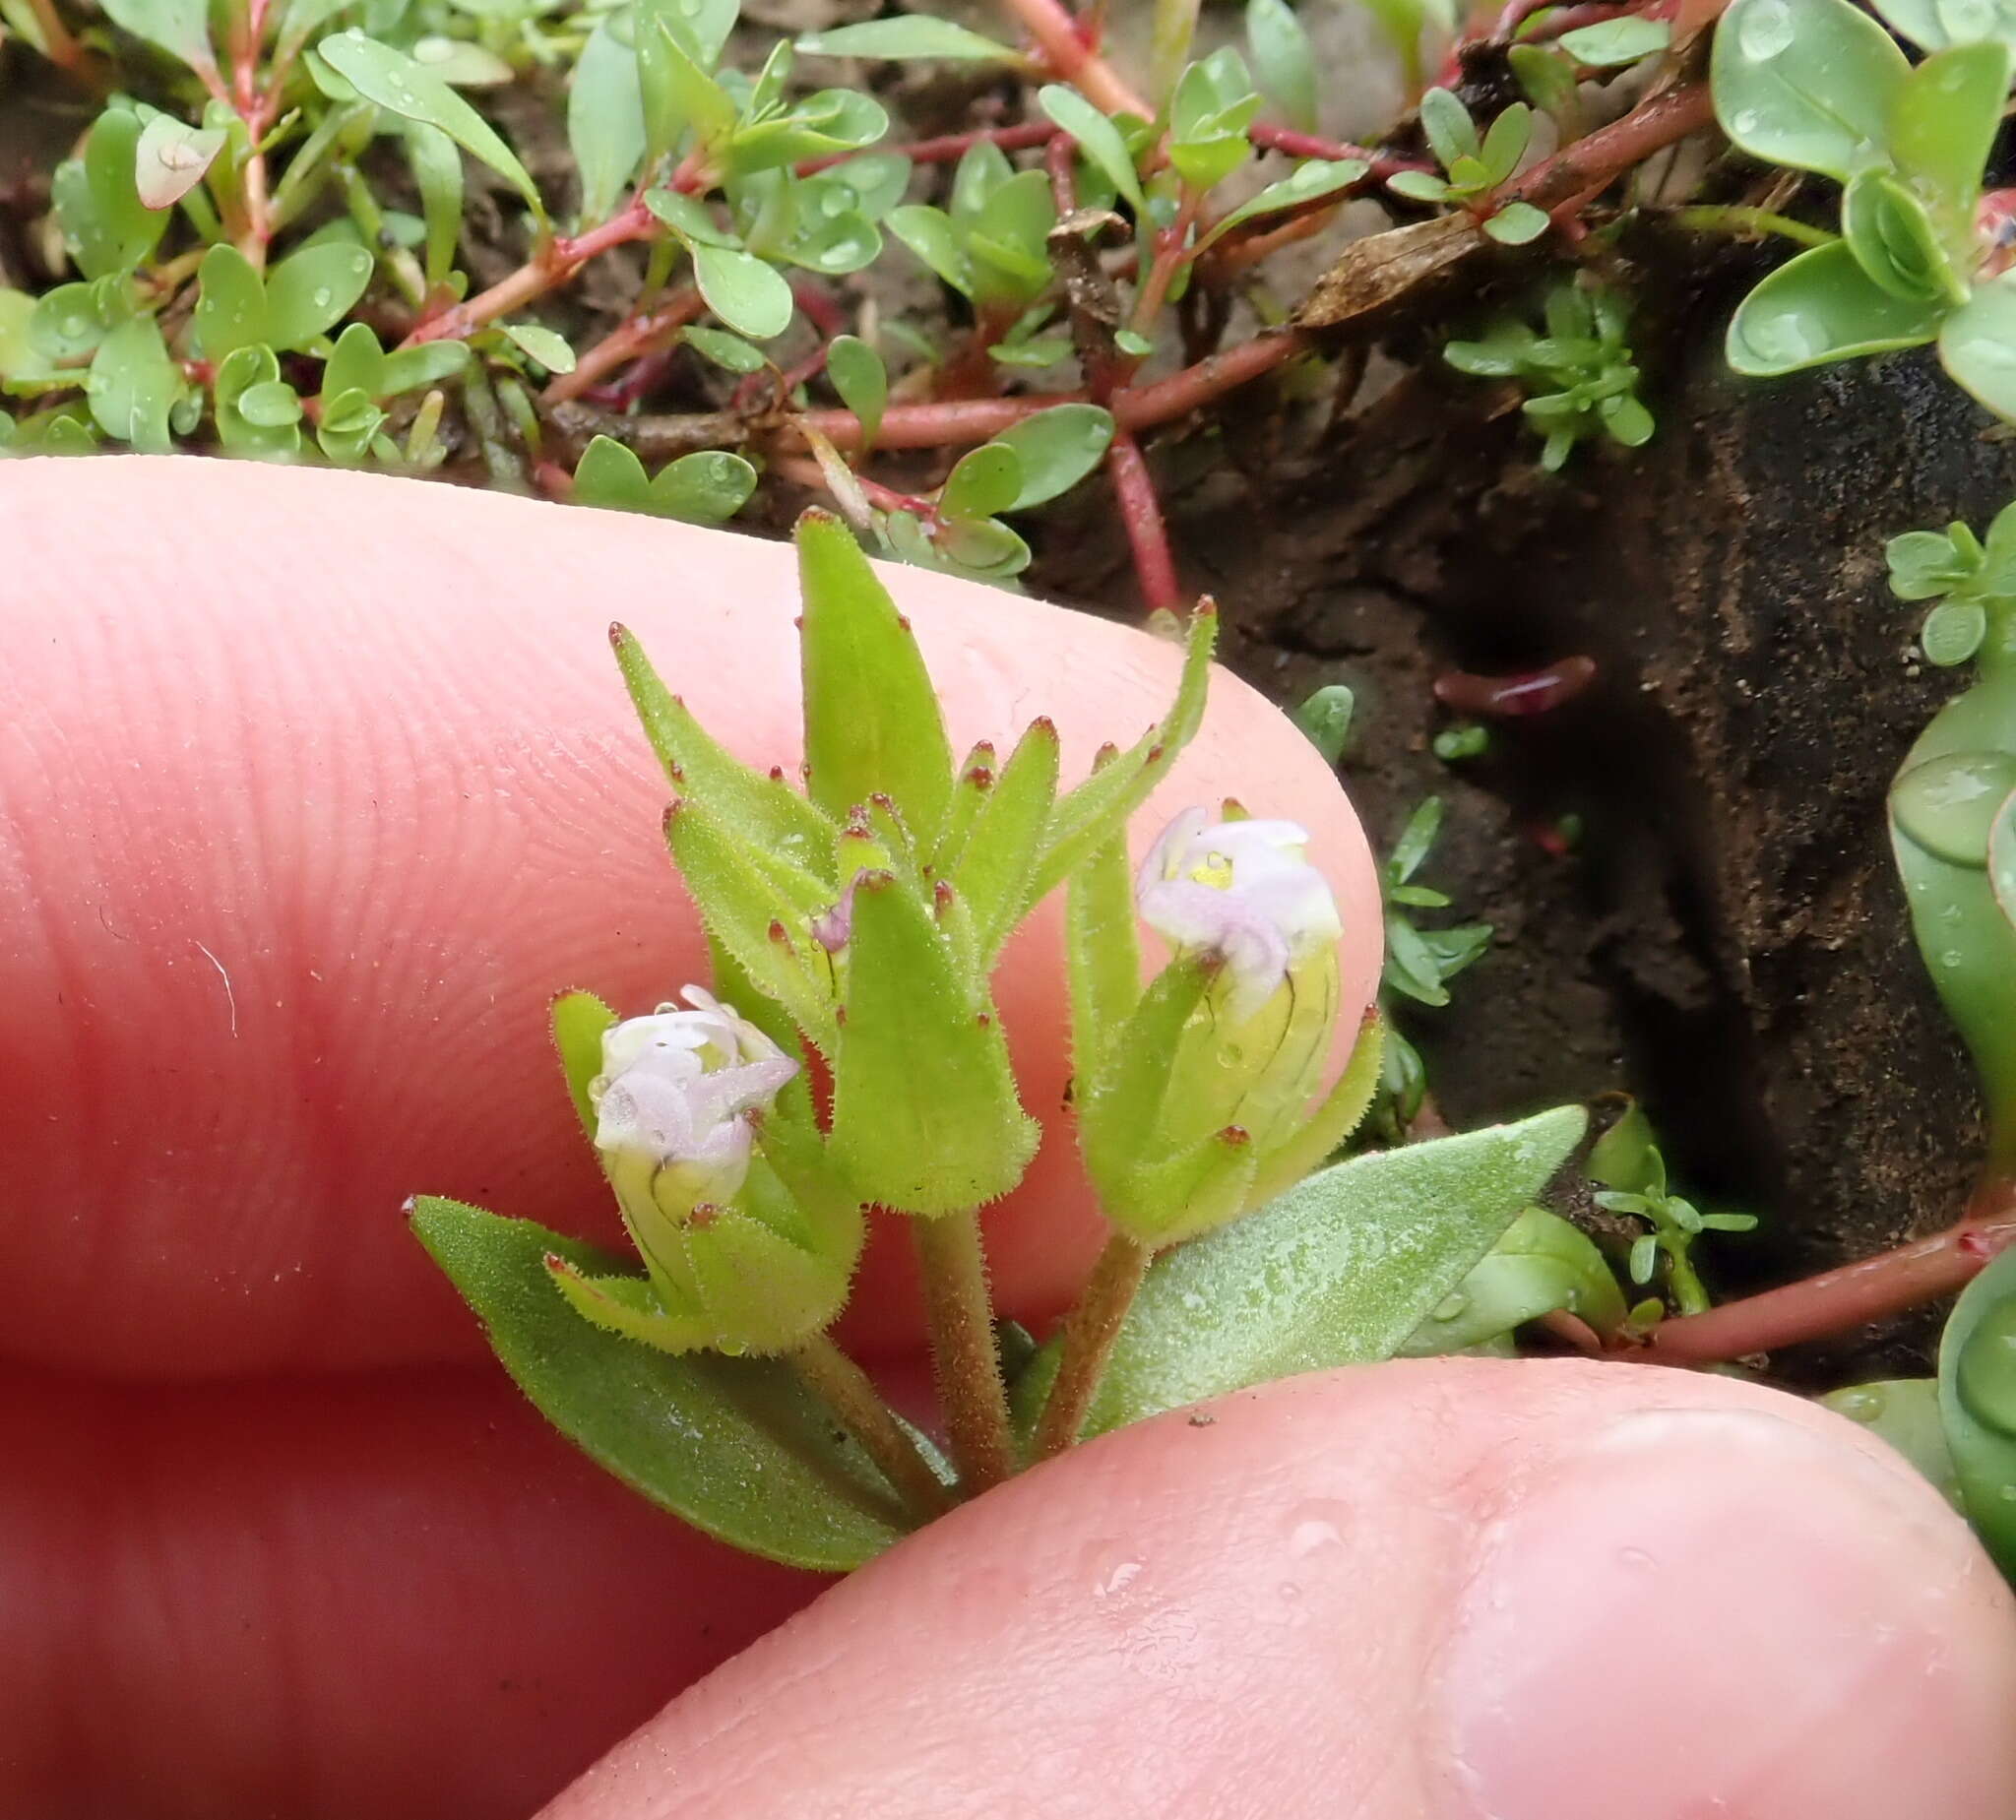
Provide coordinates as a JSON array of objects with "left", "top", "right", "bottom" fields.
[
  {"left": 1039, "top": 83, "right": 1146, "bottom": 212},
  {"left": 501, "top": 320, "right": 576, "bottom": 373},
  {"left": 1401, "top": 1205, "right": 1627, "bottom": 1352},
  {"left": 1198, "top": 157, "right": 1367, "bottom": 251},
  {"left": 887, "top": 204, "right": 974, "bottom": 296},
  {"left": 691, "top": 244, "right": 795, "bottom": 340},
  {"left": 827, "top": 335, "right": 887, "bottom": 449},
  {"left": 570, "top": 18, "right": 647, "bottom": 226},
  {"left": 724, "top": 92, "right": 890, "bottom": 175},
  {"left": 1064, "top": 820, "right": 1142, "bottom": 1089},
  {"left": 992, "top": 403, "right": 1114, "bottom": 509},
  {"left": 829, "top": 872, "right": 1039, "bottom": 1212},
  {"left": 1873, "top": 0, "right": 2016, "bottom": 49},
  {"left": 1419, "top": 86, "right": 1479, "bottom": 169},
  {"left": 194, "top": 243, "right": 267, "bottom": 362},
  {"left": 1939, "top": 1240, "right": 2016, "bottom": 1575},
  {"left": 575, "top": 434, "right": 759, "bottom": 523},
  {"left": 948, "top": 716, "right": 1060, "bottom": 962},
  {"left": 1246, "top": 0, "right": 1319, "bottom": 133},
  {"left": 1045, "top": 1107, "right": 1588, "bottom": 1436},
  {"left": 28, "top": 278, "right": 133, "bottom": 365},
  {"left": 1820, "top": 1378, "right": 1962, "bottom": 1506},
  {"left": 410, "top": 1198, "right": 916, "bottom": 1571},
  {"left": 1890, "top": 41, "right": 2009, "bottom": 254},
  {"left": 796, "top": 18, "right": 1016, "bottom": 60},
  {"left": 1478, "top": 101, "right": 1532, "bottom": 186},
  {"left": 321, "top": 30, "right": 542, "bottom": 215},
  {"left": 1483, "top": 201, "right": 1549, "bottom": 245},
  {"left": 405, "top": 122, "right": 465, "bottom": 288},
  {"left": 133, "top": 114, "right": 224, "bottom": 211},
  {"left": 1937, "top": 275, "right": 2016, "bottom": 419},
  {"left": 409, "top": 34, "right": 514, "bottom": 86},
  {"left": 1386, "top": 168, "right": 1452, "bottom": 203},
  {"left": 216, "top": 345, "right": 306, "bottom": 457},
  {"left": 940, "top": 442, "right": 1024, "bottom": 523},
  {"left": 1711, "top": 0, "right": 1909, "bottom": 182},
  {"left": 681, "top": 324, "right": 768, "bottom": 371},
  {"left": 86, "top": 314, "right": 176, "bottom": 452},
  {"left": 100, "top": 0, "right": 216, "bottom": 74},
  {"left": 1293, "top": 682, "right": 1354, "bottom": 763},
  {"left": 1924, "top": 597, "right": 1990, "bottom": 663},
  {"left": 637, "top": 0, "right": 738, "bottom": 163},
  {"left": 1726, "top": 239, "right": 1944, "bottom": 375},
  {"left": 551, "top": 989, "right": 616, "bottom": 1141},
  {"left": 55, "top": 110, "right": 166, "bottom": 281},
  {"left": 1842, "top": 167, "right": 1962, "bottom": 303},
  {"left": 796, "top": 510, "right": 956, "bottom": 842},
  {"left": 265, "top": 241, "right": 375, "bottom": 350},
  {"left": 1557, "top": 17, "right": 1670, "bottom": 63},
  {"left": 1589, "top": 1098, "right": 1665, "bottom": 1195}
]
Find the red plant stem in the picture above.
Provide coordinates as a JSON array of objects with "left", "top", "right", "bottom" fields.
[
  {"left": 789, "top": 278, "right": 848, "bottom": 341},
  {"left": 784, "top": 328, "right": 1305, "bottom": 451},
  {"left": 1106, "top": 427, "right": 1180, "bottom": 615},
  {"left": 1130, "top": 191, "right": 1206, "bottom": 334},
  {"left": 1511, "top": 83, "right": 1715, "bottom": 211},
  {"left": 1045, "top": 130, "right": 1078, "bottom": 214},
  {"left": 583, "top": 346, "right": 674, "bottom": 409},
  {"left": 1246, "top": 123, "right": 1426, "bottom": 185},
  {"left": 774, "top": 453, "right": 934, "bottom": 517},
  {"left": 734, "top": 342, "right": 832, "bottom": 411},
  {"left": 799, "top": 121, "right": 1059, "bottom": 177},
  {"left": 1624, "top": 1185, "right": 2016, "bottom": 1368},
  {"left": 1434, "top": 656, "right": 1598, "bottom": 716},
  {"left": 994, "top": 0, "right": 1150, "bottom": 117},
  {"left": 541, "top": 286, "right": 704, "bottom": 407}
]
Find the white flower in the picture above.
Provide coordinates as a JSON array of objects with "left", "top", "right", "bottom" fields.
[
  {"left": 1136, "top": 808, "right": 1343, "bottom": 1022},
  {"left": 593, "top": 986, "right": 799, "bottom": 1214}
]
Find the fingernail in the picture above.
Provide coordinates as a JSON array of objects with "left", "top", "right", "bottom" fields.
[{"left": 1440, "top": 1406, "right": 2016, "bottom": 1820}]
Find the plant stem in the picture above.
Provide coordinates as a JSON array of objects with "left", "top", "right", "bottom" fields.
[
  {"left": 541, "top": 286, "right": 703, "bottom": 407},
  {"left": 1669, "top": 204, "right": 1836, "bottom": 249},
  {"left": 1620, "top": 1180, "right": 2016, "bottom": 1367},
  {"left": 799, "top": 121, "right": 1059, "bottom": 176},
  {"left": 1246, "top": 122, "right": 1424, "bottom": 184},
  {"left": 1511, "top": 83, "right": 1715, "bottom": 213},
  {"left": 913, "top": 1213, "right": 1017, "bottom": 1494},
  {"left": 1032, "top": 1231, "right": 1151, "bottom": 1459},
  {"left": 1106, "top": 427, "right": 1181, "bottom": 616},
  {"left": 791, "top": 1332, "right": 954, "bottom": 1522},
  {"left": 993, "top": 0, "right": 1152, "bottom": 117}
]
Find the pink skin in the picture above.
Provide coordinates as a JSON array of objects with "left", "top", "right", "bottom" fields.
[{"left": 1, "top": 461, "right": 2013, "bottom": 1818}]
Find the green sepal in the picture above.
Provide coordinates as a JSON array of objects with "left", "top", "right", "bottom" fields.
[
  {"left": 1115, "top": 1123, "right": 1264, "bottom": 1248},
  {"left": 1939, "top": 1239, "right": 2016, "bottom": 1576},
  {"left": 664, "top": 797, "right": 841, "bottom": 1052},
  {"left": 1015, "top": 1106, "right": 1589, "bottom": 1439},
  {"left": 611, "top": 622, "right": 838, "bottom": 886},
  {"left": 947, "top": 716, "right": 1060, "bottom": 963},
  {"left": 930, "top": 742, "right": 998, "bottom": 880},
  {"left": 796, "top": 511, "right": 957, "bottom": 848},
  {"left": 546, "top": 1252, "right": 709, "bottom": 1349},
  {"left": 1076, "top": 955, "right": 1216, "bottom": 1210},
  {"left": 1065, "top": 817, "right": 1143, "bottom": 1096},
  {"left": 551, "top": 988, "right": 616, "bottom": 1142},
  {"left": 830, "top": 870, "right": 1039, "bottom": 1213},
  {"left": 410, "top": 1197, "right": 915, "bottom": 1569},
  {"left": 1031, "top": 601, "right": 1217, "bottom": 899}
]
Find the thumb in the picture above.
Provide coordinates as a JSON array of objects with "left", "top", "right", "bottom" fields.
[{"left": 541, "top": 1358, "right": 2016, "bottom": 1819}]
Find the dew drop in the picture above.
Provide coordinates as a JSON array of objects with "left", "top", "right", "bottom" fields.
[
  {"left": 1891, "top": 750, "right": 2016, "bottom": 867},
  {"left": 1737, "top": 0, "right": 1796, "bottom": 60},
  {"left": 1832, "top": 1385, "right": 1886, "bottom": 1421},
  {"left": 1431, "top": 1292, "right": 1469, "bottom": 1322}
]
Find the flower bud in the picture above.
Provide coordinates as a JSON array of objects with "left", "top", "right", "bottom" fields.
[{"left": 548, "top": 986, "right": 863, "bottom": 1354}]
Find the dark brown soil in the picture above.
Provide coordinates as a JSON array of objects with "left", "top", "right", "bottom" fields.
[{"left": 1026, "top": 263, "right": 2016, "bottom": 1383}]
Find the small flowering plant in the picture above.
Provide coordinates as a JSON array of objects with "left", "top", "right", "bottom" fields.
[{"left": 411, "top": 515, "right": 1585, "bottom": 1571}]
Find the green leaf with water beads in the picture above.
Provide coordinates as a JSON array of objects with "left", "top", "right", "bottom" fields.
[
  {"left": 797, "top": 510, "right": 956, "bottom": 843},
  {"left": 1713, "top": 0, "right": 1910, "bottom": 182},
  {"left": 827, "top": 335, "right": 886, "bottom": 449},
  {"left": 1020, "top": 1107, "right": 1588, "bottom": 1439},
  {"left": 1841, "top": 170, "right": 1963, "bottom": 305},
  {"left": 1557, "top": 17, "right": 1670, "bottom": 63},
  {"left": 500, "top": 321, "right": 575, "bottom": 373},
  {"left": 1891, "top": 42, "right": 2009, "bottom": 258},
  {"left": 991, "top": 404, "right": 1115, "bottom": 509},
  {"left": 195, "top": 240, "right": 376, "bottom": 361},
  {"left": 1939, "top": 1241, "right": 2016, "bottom": 1575},
  {"left": 411, "top": 1199, "right": 917, "bottom": 1570},
  {"left": 796, "top": 17, "right": 1017, "bottom": 60},
  {"left": 574, "top": 435, "right": 758, "bottom": 522},
  {"left": 1401, "top": 1205, "right": 1627, "bottom": 1352},
  {"left": 214, "top": 345, "right": 302, "bottom": 458},
  {"left": 1726, "top": 240, "right": 1943, "bottom": 375},
  {"left": 1821, "top": 1378, "right": 1963, "bottom": 1505},
  {"left": 86, "top": 314, "right": 177, "bottom": 452},
  {"left": 322, "top": 30, "right": 543, "bottom": 216},
  {"left": 1246, "top": 0, "right": 1318, "bottom": 132},
  {"left": 1937, "top": 279, "right": 2016, "bottom": 421},
  {"left": 53, "top": 110, "right": 166, "bottom": 282},
  {"left": 1874, "top": 0, "right": 2016, "bottom": 49},
  {"left": 100, "top": 0, "right": 217, "bottom": 75}
]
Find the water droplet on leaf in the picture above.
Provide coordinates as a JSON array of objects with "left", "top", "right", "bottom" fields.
[
  {"left": 1737, "top": 0, "right": 1796, "bottom": 59},
  {"left": 1891, "top": 752, "right": 2016, "bottom": 867}
]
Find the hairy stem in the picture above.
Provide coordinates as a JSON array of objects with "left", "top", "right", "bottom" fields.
[
  {"left": 791, "top": 1333, "right": 954, "bottom": 1522},
  {"left": 914, "top": 1213, "right": 1017, "bottom": 1495},
  {"left": 1620, "top": 1179, "right": 2016, "bottom": 1367},
  {"left": 1032, "top": 1231, "right": 1151, "bottom": 1460}
]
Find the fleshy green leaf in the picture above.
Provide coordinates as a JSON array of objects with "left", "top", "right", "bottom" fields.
[
  {"left": 1820, "top": 1378, "right": 1962, "bottom": 1505},
  {"left": 264, "top": 241, "right": 375, "bottom": 350},
  {"left": 948, "top": 716, "right": 1060, "bottom": 962},
  {"left": 194, "top": 243, "right": 267, "bottom": 361},
  {"left": 1842, "top": 167, "right": 1962, "bottom": 303},
  {"left": 405, "top": 122, "right": 465, "bottom": 288},
  {"left": 100, "top": 0, "right": 217, "bottom": 74},
  {"left": 827, "top": 334, "right": 887, "bottom": 449},
  {"left": 501, "top": 321, "right": 576, "bottom": 373},
  {"left": 1039, "top": 84, "right": 1146, "bottom": 213},
  {"left": 887, "top": 204, "right": 975, "bottom": 296},
  {"left": 992, "top": 403, "right": 1115, "bottom": 509},
  {"left": 55, "top": 110, "right": 166, "bottom": 281},
  {"left": 1726, "top": 239, "right": 1944, "bottom": 375},
  {"left": 570, "top": 18, "right": 648, "bottom": 226},
  {"left": 796, "top": 18, "right": 1017, "bottom": 60},
  {"left": 1711, "top": 0, "right": 1909, "bottom": 182},
  {"left": 1891, "top": 41, "right": 2009, "bottom": 255},
  {"left": 1246, "top": 0, "right": 1319, "bottom": 132},
  {"left": 410, "top": 1198, "right": 917, "bottom": 1571},
  {"left": 796, "top": 510, "right": 956, "bottom": 842},
  {"left": 86, "top": 314, "right": 176, "bottom": 451},
  {"left": 1483, "top": 201, "right": 1549, "bottom": 245},
  {"left": 133, "top": 114, "right": 224, "bottom": 211},
  {"left": 829, "top": 871, "right": 1039, "bottom": 1212},
  {"left": 1419, "top": 86, "right": 1479, "bottom": 169},
  {"left": 1400, "top": 1206, "right": 1627, "bottom": 1351},
  {"left": 1197, "top": 158, "right": 1366, "bottom": 251},
  {"left": 321, "top": 30, "right": 543, "bottom": 215},
  {"left": 1032, "top": 1107, "right": 1588, "bottom": 1437},
  {"left": 1937, "top": 277, "right": 2016, "bottom": 419},
  {"left": 681, "top": 325, "right": 768, "bottom": 371},
  {"left": 1065, "top": 820, "right": 1143, "bottom": 1093},
  {"left": 1873, "top": 0, "right": 2016, "bottom": 49},
  {"left": 1923, "top": 597, "right": 1989, "bottom": 664},
  {"left": 939, "top": 442, "right": 1023, "bottom": 524},
  {"left": 575, "top": 434, "right": 759, "bottom": 522},
  {"left": 1557, "top": 17, "right": 1670, "bottom": 63},
  {"left": 1939, "top": 1240, "right": 2016, "bottom": 1574},
  {"left": 691, "top": 243, "right": 794, "bottom": 339}
]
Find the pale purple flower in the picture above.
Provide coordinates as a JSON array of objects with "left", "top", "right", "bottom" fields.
[
  {"left": 593, "top": 986, "right": 799, "bottom": 1215},
  {"left": 1137, "top": 808, "right": 1344, "bottom": 1022}
]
